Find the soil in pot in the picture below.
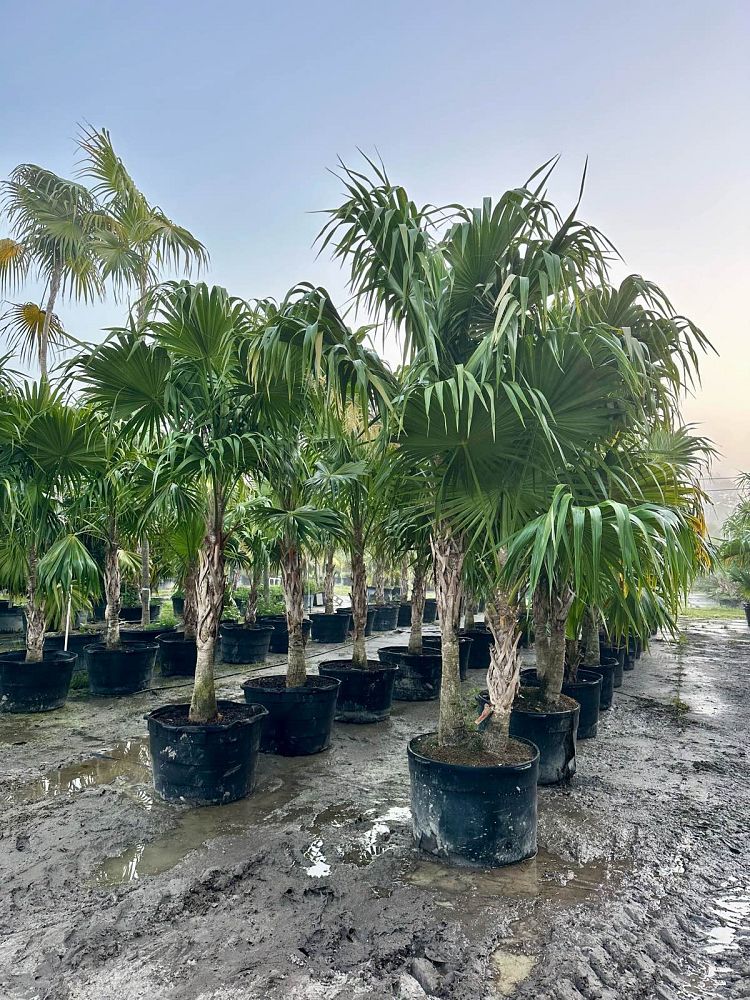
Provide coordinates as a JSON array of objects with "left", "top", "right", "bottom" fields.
[
  {"left": 311, "top": 613, "right": 351, "bottom": 643},
  {"left": 240, "top": 675, "right": 340, "bottom": 755},
  {"left": 318, "top": 658, "right": 398, "bottom": 722},
  {"left": 377, "top": 645, "right": 442, "bottom": 701},
  {"left": 0, "top": 649, "right": 76, "bottom": 713},
  {"left": 584, "top": 657, "right": 617, "bottom": 710},
  {"left": 146, "top": 701, "right": 268, "bottom": 805},
  {"left": 518, "top": 668, "right": 602, "bottom": 740},
  {"left": 460, "top": 626, "right": 494, "bottom": 670},
  {"left": 86, "top": 642, "right": 157, "bottom": 696},
  {"left": 508, "top": 688, "right": 579, "bottom": 786},
  {"left": 408, "top": 732, "right": 539, "bottom": 867},
  {"left": 422, "top": 598, "right": 437, "bottom": 624},
  {"left": 422, "top": 635, "right": 473, "bottom": 681},
  {"left": 157, "top": 633, "right": 197, "bottom": 677},
  {"left": 219, "top": 623, "right": 273, "bottom": 664},
  {"left": 372, "top": 604, "right": 399, "bottom": 632}
]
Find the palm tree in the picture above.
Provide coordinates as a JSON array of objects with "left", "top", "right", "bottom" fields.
[{"left": 0, "top": 167, "right": 102, "bottom": 379}]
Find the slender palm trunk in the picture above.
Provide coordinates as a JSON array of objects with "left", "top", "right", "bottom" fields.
[
  {"left": 25, "top": 547, "right": 46, "bottom": 662},
  {"left": 408, "top": 560, "right": 426, "bottom": 654},
  {"left": 399, "top": 558, "right": 409, "bottom": 603},
  {"left": 323, "top": 546, "right": 336, "bottom": 615},
  {"left": 244, "top": 563, "right": 261, "bottom": 627},
  {"left": 280, "top": 539, "right": 306, "bottom": 687},
  {"left": 190, "top": 493, "right": 224, "bottom": 724},
  {"left": 373, "top": 558, "right": 385, "bottom": 605},
  {"left": 39, "top": 265, "right": 61, "bottom": 382},
  {"left": 581, "top": 606, "right": 600, "bottom": 665},
  {"left": 533, "top": 582, "right": 574, "bottom": 703},
  {"left": 481, "top": 585, "right": 521, "bottom": 750},
  {"left": 104, "top": 531, "right": 121, "bottom": 650},
  {"left": 350, "top": 528, "right": 368, "bottom": 669},
  {"left": 431, "top": 524, "right": 465, "bottom": 746},
  {"left": 139, "top": 538, "right": 151, "bottom": 626},
  {"left": 183, "top": 561, "right": 198, "bottom": 641}
]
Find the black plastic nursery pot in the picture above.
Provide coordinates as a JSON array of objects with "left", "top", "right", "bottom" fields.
[
  {"left": 397, "top": 602, "right": 412, "bottom": 627},
  {"left": 318, "top": 658, "right": 398, "bottom": 723},
  {"left": 585, "top": 657, "right": 617, "bottom": 710},
  {"left": 377, "top": 645, "right": 442, "bottom": 701},
  {"left": 119, "top": 624, "right": 178, "bottom": 644},
  {"left": 0, "top": 650, "right": 76, "bottom": 713},
  {"left": 219, "top": 623, "right": 273, "bottom": 664},
  {"left": 408, "top": 733, "right": 539, "bottom": 867},
  {"left": 146, "top": 700, "right": 268, "bottom": 805},
  {"left": 422, "top": 635, "right": 473, "bottom": 682},
  {"left": 264, "top": 618, "right": 312, "bottom": 654},
  {"left": 744, "top": 602, "right": 750, "bottom": 628},
  {"left": 460, "top": 626, "right": 494, "bottom": 670},
  {"left": 44, "top": 631, "right": 97, "bottom": 657},
  {"left": 240, "top": 675, "right": 340, "bottom": 755},
  {"left": 422, "top": 598, "right": 438, "bottom": 624},
  {"left": 517, "top": 667, "right": 602, "bottom": 741},
  {"left": 171, "top": 595, "right": 185, "bottom": 616},
  {"left": 600, "top": 642, "right": 625, "bottom": 688},
  {"left": 86, "top": 642, "right": 157, "bottom": 696},
  {"left": 157, "top": 633, "right": 197, "bottom": 677},
  {"left": 311, "top": 613, "right": 351, "bottom": 643},
  {"left": 119, "top": 604, "right": 160, "bottom": 623},
  {"left": 506, "top": 690, "right": 579, "bottom": 786},
  {"left": 372, "top": 604, "right": 399, "bottom": 632},
  {"left": 0, "top": 604, "right": 25, "bottom": 634}
]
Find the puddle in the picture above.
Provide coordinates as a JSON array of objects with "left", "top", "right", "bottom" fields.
[
  {"left": 3, "top": 739, "right": 153, "bottom": 808},
  {"left": 405, "top": 849, "right": 629, "bottom": 904},
  {"left": 490, "top": 949, "right": 536, "bottom": 995},
  {"left": 94, "top": 775, "right": 302, "bottom": 885},
  {"left": 301, "top": 802, "right": 412, "bottom": 876},
  {"left": 705, "top": 887, "right": 750, "bottom": 955},
  {"left": 304, "top": 839, "right": 332, "bottom": 878}
]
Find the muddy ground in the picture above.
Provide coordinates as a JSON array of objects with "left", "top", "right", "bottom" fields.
[{"left": 1, "top": 615, "right": 748, "bottom": 1000}]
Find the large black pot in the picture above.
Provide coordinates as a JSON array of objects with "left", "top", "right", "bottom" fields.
[
  {"left": 460, "top": 626, "right": 494, "bottom": 670},
  {"left": 311, "top": 613, "right": 351, "bottom": 643},
  {"left": 600, "top": 642, "right": 625, "bottom": 688},
  {"left": 422, "top": 635, "right": 473, "bottom": 682},
  {"left": 519, "top": 668, "right": 602, "bottom": 740},
  {"left": 408, "top": 733, "right": 539, "bottom": 867},
  {"left": 44, "top": 631, "right": 98, "bottom": 657},
  {"left": 744, "top": 602, "right": 750, "bottom": 628},
  {"left": 0, "top": 650, "right": 76, "bottom": 713},
  {"left": 219, "top": 623, "right": 273, "bottom": 664},
  {"left": 171, "top": 595, "right": 185, "bottom": 616},
  {"left": 397, "top": 603, "right": 412, "bottom": 627},
  {"left": 377, "top": 645, "right": 442, "bottom": 701},
  {"left": 422, "top": 598, "right": 437, "bottom": 624},
  {"left": 91, "top": 600, "right": 106, "bottom": 621},
  {"left": 146, "top": 701, "right": 267, "bottom": 805},
  {"left": 318, "top": 659, "right": 398, "bottom": 722},
  {"left": 0, "top": 605, "right": 25, "bottom": 634},
  {"left": 158, "top": 634, "right": 197, "bottom": 677},
  {"left": 372, "top": 604, "right": 399, "bottom": 631},
  {"left": 119, "top": 624, "right": 178, "bottom": 644},
  {"left": 240, "top": 675, "right": 340, "bottom": 755},
  {"left": 269, "top": 618, "right": 312, "bottom": 654},
  {"left": 338, "top": 607, "right": 377, "bottom": 637},
  {"left": 504, "top": 691, "right": 579, "bottom": 786},
  {"left": 86, "top": 642, "right": 157, "bottom": 696},
  {"left": 585, "top": 657, "right": 617, "bottom": 710}
]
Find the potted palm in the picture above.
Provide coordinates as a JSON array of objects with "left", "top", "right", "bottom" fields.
[
  {"left": 219, "top": 516, "right": 274, "bottom": 665},
  {"left": 77, "top": 282, "right": 268, "bottom": 803}
]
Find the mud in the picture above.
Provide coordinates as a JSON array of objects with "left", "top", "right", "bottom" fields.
[{"left": 1, "top": 616, "right": 749, "bottom": 999}]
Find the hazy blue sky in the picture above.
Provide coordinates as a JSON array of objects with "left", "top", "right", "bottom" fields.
[{"left": 2, "top": 0, "right": 748, "bottom": 481}]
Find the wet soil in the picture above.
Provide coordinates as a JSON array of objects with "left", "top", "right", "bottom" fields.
[
  {"left": 151, "top": 702, "right": 263, "bottom": 727},
  {"left": 514, "top": 687, "right": 580, "bottom": 714},
  {"left": 415, "top": 733, "right": 536, "bottom": 767},
  {"left": 1, "top": 615, "right": 749, "bottom": 999}
]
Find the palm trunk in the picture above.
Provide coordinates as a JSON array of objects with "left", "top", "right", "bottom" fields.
[
  {"left": 565, "top": 638, "right": 582, "bottom": 683},
  {"left": 280, "top": 539, "right": 306, "bottom": 687},
  {"left": 104, "top": 533, "right": 121, "bottom": 650},
  {"left": 581, "top": 606, "right": 600, "bottom": 665},
  {"left": 323, "top": 546, "right": 335, "bottom": 615},
  {"left": 373, "top": 558, "right": 385, "bottom": 605},
  {"left": 399, "top": 558, "right": 409, "bottom": 603},
  {"left": 39, "top": 265, "right": 61, "bottom": 382},
  {"left": 431, "top": 524, "right": 465, "bottom": 746},
  {"left": 25, "top": 547, "right": 46, "bottom": 662},
  {"left": 189, "top": 494, "right": 224, "bottom": 724},
  {"left": 533, "top": 582, "right": 574, "bottom": 703},
  {"left": 139, "top": 538, "right": 151, "bottom": 626},
  {"left": 481, "top": 585, "right": 520, "bottom": 750},
  {"left": 244, "top": 563, "right": 261, "bottom": 627},
  {"left": 408, "top": 560, "right": 426, "bottom": 654},
  {"left": 183, "top": 561, "right": 198, "bottom": 641},
  {"left": 350, "top": 535, "right": 368, "bottom": 669}
]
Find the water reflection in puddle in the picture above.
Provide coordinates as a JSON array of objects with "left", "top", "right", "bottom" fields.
[
  {"left": 302, "top": 802, "right": 411, "bottom": 877},
  {"left": 705, "top": 887, "right": 750, "bottom": 955},
  {"left": 4, "top": 739, "right": 152, "bottom": 808}
]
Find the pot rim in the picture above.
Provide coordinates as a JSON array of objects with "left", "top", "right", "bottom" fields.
[
  {"left": 0, "top": 649, "right": 77, "bottom": 665},
  {"left": 145, "top": 699, "right": 268, "bottom": 732},
  {"left": 240, "top": 673, "right": 341, "bottom": 694},
  {"left": 408, "top": 731, "right": 539, "bottom": 775},
  {"left": 85, "top": 641, "right": 159, "bottom": 654},
  {"left": 318, "top": 658, "right": 399, "bottom": 673}
]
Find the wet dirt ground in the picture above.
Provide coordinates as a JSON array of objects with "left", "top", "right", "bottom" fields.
[{"left": 1, "top": 615, "right": 749, "bottom": 1000}]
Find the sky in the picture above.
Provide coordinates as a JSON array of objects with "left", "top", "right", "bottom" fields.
[{"left": 1, "top": 0, "right": 748, "bottom": 502}]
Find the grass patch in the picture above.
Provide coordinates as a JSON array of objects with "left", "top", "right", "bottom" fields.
[{"left": 680, "top": 606, "right": 746, "bottom": 621}]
